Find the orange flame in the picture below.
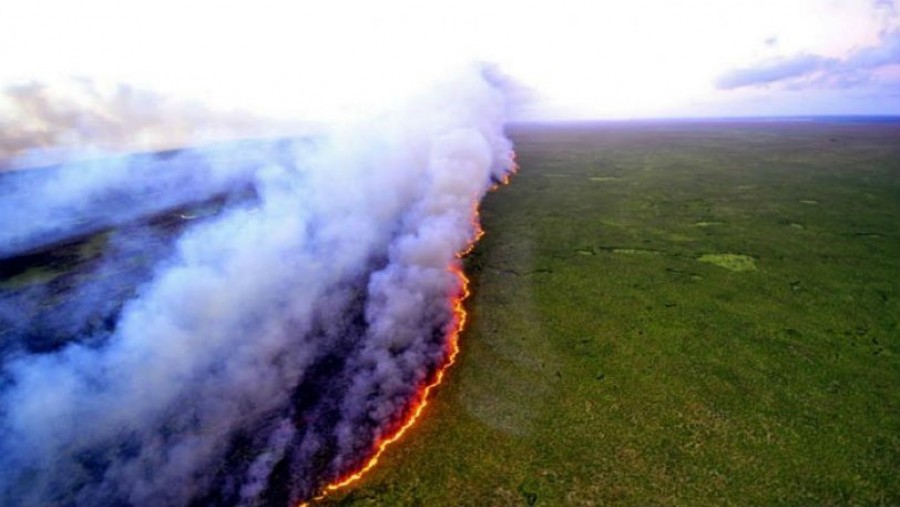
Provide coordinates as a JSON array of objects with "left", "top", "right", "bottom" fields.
[
  {"left": 301, "top": 266, "right": 467, "bottom": 506},
  {"left": 302, "top": 153, "right": 516, "bottom": 506},
  {"left": 491, "top": 152, "right": 519, "bottom": 191}
]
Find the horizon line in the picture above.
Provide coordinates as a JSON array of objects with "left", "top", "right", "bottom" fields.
[{"left": 508, "top": 114, "right": 900, "bottom": 126}]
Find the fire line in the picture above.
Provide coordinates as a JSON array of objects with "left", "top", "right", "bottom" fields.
[
  {"left": 301, "top": 263, "right": 468, "bottom": 506},
  {"left": 302, "top": 155, "right": 516, "bottom": 506}
]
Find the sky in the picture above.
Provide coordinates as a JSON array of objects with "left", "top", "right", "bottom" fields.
[{"left": 0, "top": 0, "right": 898, "bottom": 125}]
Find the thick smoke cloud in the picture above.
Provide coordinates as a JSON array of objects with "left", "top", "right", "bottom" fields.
[
  {"left": 0, "top": 66, "right": 514, "bottom": 506},
  {"left": 0, "top": 140, "right": 288, "bottom": 257},
  {"left": 0, "top": 78, "right": 311, "bottom": 256}
]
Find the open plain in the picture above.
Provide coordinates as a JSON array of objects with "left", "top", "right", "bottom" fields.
[{"left": 323, "top": 119, "right": 900, "bottom": 505}]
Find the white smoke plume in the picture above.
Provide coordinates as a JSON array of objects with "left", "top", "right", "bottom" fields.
[
  {"left": 0, "top": 78, "right": 315, "bottom": 257},
  {"left": 0, "top": 66, "right": 515, "bottom": 506},
  {"left": 0, "top": 78, "right": 301, "bottom": 169},
  {"left": 0, "top": 139, "right": 288, "bottom": 257}
]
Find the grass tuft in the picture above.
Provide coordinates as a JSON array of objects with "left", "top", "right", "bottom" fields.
[{"left": 697, "top": 253, "right": 757, "bottom": 272}]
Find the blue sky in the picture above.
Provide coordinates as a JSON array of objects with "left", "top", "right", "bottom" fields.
[{"left": 1, "top": 0, "right": 898, "bottom": 123}]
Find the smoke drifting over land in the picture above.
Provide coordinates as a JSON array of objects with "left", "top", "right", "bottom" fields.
[
  {"left": 0, "top": 78, "right": 301, "bottom": 170},
  {"left": 0, "top": 67, "right": 514, "bottom": 505}
]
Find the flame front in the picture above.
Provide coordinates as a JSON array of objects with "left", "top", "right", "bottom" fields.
[
  {"left": 302, "top": 155, "right": 516, "bottom": 506},
  {"left": 301, "top": 265, "right": 467, "bottom": 506}
]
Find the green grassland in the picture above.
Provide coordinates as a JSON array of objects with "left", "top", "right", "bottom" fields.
[{"left": 324, "top": 121, "right": 900, "bottom": 506}]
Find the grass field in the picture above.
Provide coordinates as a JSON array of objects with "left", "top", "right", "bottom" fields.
[{"left": 321, "top": 120, "right": 900, "bottom": 505}]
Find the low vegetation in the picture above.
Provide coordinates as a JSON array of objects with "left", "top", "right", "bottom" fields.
[{"left": 324, "top": 120, "right": 900, "bottom": 505}]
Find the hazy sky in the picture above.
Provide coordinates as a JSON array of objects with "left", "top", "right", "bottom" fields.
[{"left": 1, "top": 0, "right": 898, "bottom": 121}]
